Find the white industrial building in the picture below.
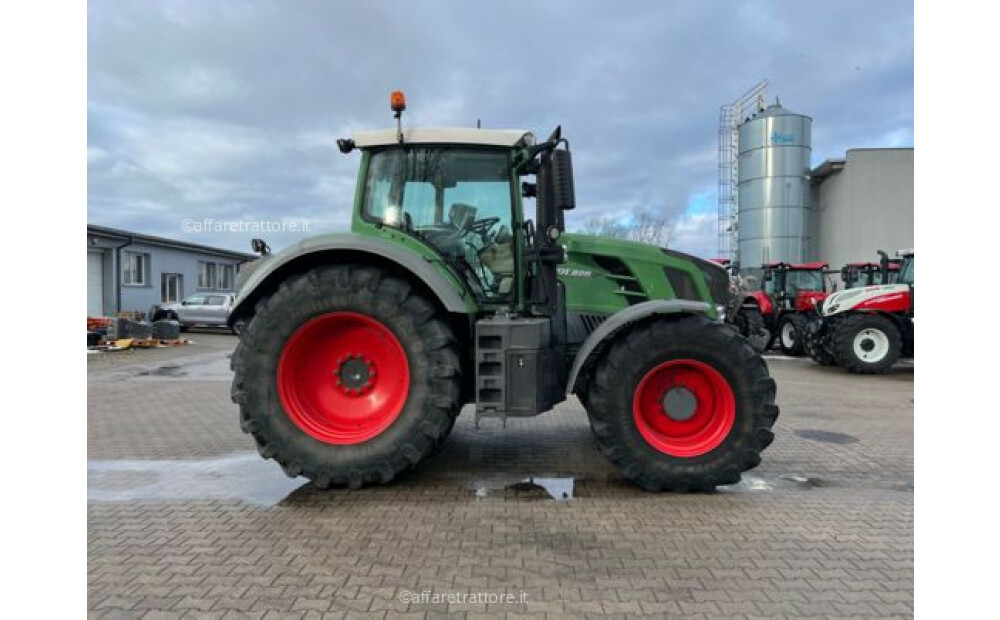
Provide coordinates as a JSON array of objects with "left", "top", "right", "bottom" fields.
[{"left": 811, "top": 148, "right": 914, "bottom": 269}]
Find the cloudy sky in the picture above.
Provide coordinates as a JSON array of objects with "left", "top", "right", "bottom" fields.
[{"left": 88, "top": 0, "right": 913, "bottom": 257}]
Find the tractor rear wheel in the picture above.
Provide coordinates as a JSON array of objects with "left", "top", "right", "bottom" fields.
[
  {"left": 777, "top": 314, "right": 806, "bottom": 356},
  {"left": 584, "top": 316, "right": 778, "bottom": 491},
  {"left": 832, "top": 313, "right": 900, "bottom": 374},
  {"left": 230, "top": 264, "right": 462, "bottom": 488}
]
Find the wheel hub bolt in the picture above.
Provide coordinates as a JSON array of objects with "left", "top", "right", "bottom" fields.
[{"left": 336, "top": 354, "right": 376, "bottom": 394}]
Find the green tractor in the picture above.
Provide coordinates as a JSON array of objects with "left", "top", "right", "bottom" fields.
[{"left": 228, "top": 92, "right": 778, "bottom": 491}]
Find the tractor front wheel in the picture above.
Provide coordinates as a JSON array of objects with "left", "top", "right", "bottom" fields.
[
  {"left": 777, "top": 314, "right": 806, "bottom": 356},
  {"left": 832, "top": 313, "right": 901, "bottom": 374},
  {"left": 804, "top": 325, "right": 837, "bottom": 366},
  {"left": 734, "top": 306, "right": 768, "bottom": 353},
  {"left": 805, "top": 337, "right": 837, "bottom": 366},
  {"left": 230, "top": 264, "right": 462, "bottom": 488},
  {"left": 584, "top": 316, "right": 778, "bottom": 491}
]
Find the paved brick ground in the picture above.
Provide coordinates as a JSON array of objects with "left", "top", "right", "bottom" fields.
[{"left": 88, "top": 333, "right": 913, "bottom": 618}]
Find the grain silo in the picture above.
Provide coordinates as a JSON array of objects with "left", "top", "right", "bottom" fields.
[{"left": 736, "top": 100, "right": 813, "bottom": 266}]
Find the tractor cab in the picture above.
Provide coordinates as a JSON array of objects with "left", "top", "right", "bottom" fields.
[
  {"left": 337, "top": 91, "right": 573, "bottom": 324},
  {"left": 841, "top": 262, "right": 881, "bottom": 288},
  {"left": 353, "top": 138, "right": 523, "bottom": 300},
  {"left": 843, "top": 260, "right": 901, "bottom": 288},
  {"left": 761, "top": 262, "right": 829, "bottom": 311}
]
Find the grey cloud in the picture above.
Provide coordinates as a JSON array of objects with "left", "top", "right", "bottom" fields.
[{"left": 88, "top": 0, "right": 912, "bottom": 255}]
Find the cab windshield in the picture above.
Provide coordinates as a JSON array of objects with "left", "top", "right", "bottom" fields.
[
  {"left": 363, "top": 147, "right": 516, "bottom": 299},
  {"left": 783, "top": 269, "right": 825, "bottom": 295},
  {"left": 844, "top": 267, "right": 875, "bottom": 288}
]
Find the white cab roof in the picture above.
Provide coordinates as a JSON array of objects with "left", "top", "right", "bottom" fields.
[{"left": 353, "top": 127, "right": 533, "bottom": 148}]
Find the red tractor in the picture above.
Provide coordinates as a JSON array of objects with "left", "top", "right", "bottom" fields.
[
  {"left": 840, "top": 251, "right": 901, "bottom": 289},
  {"left": 805, "top": 249, "right": 914, "bottom": 373},
  {"left": 734, "top": 261, "right": 830, "bottom": 356}
]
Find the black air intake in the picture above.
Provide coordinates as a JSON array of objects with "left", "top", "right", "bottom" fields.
[
  {"left": 592, "top": 255, "right": 647, "bottom": 306},
  {"left": 661, "top": 249, "right": 730, "bottom": 306}
]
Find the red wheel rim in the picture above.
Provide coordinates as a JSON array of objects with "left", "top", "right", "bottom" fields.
[
  {"left": 632, "top": 359, "right": 736, "bottom": 457},
  {"left": 277, "top": 312, "right": 409, "bottom": 444}
]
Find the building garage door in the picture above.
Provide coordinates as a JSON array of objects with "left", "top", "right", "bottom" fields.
[{"left": 88, "top": 251, "right": 105, "bottom": 316}]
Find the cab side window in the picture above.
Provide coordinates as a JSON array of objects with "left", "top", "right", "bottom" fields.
[{"left": 362, "top": 148, "right": 516, "bottom": 299}]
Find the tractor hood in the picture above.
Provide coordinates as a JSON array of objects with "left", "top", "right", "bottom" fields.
[
  {"left": 795, "top": 290, "right": 829, "bottom": 312},
  {"left": 562, "top": 233, "right": 676, "bottom": 263},
  {"left": 820, "top": 283, "right": 911, "bottom": 317},
  {"left": 558, "top": 233, "right": 729, "bottom": 315}
]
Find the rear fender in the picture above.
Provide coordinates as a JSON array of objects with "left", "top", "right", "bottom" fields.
[
  {"left": 228, "top": 234, "right": 475, "bottom": 325},
  {"left": 566, "top": 299, "right": 712, "bottom": 395}
]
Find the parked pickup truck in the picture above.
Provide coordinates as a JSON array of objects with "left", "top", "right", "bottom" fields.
[{"left": 151, "top": 293, "right": 245, "bottom": 334}]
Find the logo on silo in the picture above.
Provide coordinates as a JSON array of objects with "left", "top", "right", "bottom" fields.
[{"left": 771, "top": 131, "right": 795, "bottom": 144}]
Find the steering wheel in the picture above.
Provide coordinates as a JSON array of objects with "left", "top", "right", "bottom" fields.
[{"left": 470, "top": 216, "right": 500, "bottom": 239}]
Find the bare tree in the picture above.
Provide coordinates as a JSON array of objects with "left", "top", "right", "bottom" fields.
[
  {"left": 580, "top": 209, "right": 675, "bottom": 247},
  {"left": 582, "top": 217, "right": 628, "bottom": 239}
]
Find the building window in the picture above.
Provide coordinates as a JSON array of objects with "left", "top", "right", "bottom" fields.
[
  {"left": 122, "top": 252, "right": 149, "bottom": 286},
  {"left": 161, "top": 273, "right": 183, "bottom": 302},
  {"left": 198, "top": 261, "right": 217, "bottom": 289},
  {"left": 219, "top": 264, "right": 235, "bottom": 290}
]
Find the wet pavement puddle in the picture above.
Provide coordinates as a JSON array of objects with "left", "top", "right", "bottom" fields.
[
  {"left": 88, "top": 453, "right": 908, "bottom": 506},
  {"left": 88, "top": 453, "right": 305, "bottom": 506},
  {"left": 473, "top": 477, "right": 575, "bottom": 501},
  {"left": 93, "top": 353, "right": 234, "bottom": 382}
]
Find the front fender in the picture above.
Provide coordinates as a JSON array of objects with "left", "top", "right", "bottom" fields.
[
  {"left": 228, "top": 234, "right": 475, "bottom": 324},
  {"left": 566, "top": 299, "right": 712, "bottom": 395},
  {"left": 747, "top": 291, "right": 772, "bottom": 315}
]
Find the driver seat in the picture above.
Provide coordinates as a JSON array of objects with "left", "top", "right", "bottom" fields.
[
  {"left": 479, "top": 226, "right": 515, "bottom": 295},
  {"left": 449, "top": 203, "right": 477, "bottom": 231}
]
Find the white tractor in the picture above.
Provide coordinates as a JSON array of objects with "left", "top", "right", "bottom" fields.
[{"left": 805, "top": 249, "right": 913, "bottom": 373}]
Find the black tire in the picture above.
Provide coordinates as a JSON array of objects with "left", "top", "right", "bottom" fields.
[
  {"left": 805, "top": 336, "right": 836, "bottom": 366},
  {"left": 584, "top": 316, "right": 779, "bottom": 491},
  {"left": 832, "top": 313, "right": 901, "bottom": 374},
  {"left": 777, "top": 314, "right": 806, "bottom": 356},
  {"left": 230, "top": 264, "right": 462, "bottom": 488},
  {"left": 734, "top": 307, "right": 768, "bottom": 353}
]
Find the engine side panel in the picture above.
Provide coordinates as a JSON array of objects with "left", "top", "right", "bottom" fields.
[{"left": 558, "top": 233, "right": 723, "bottom": 318}]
